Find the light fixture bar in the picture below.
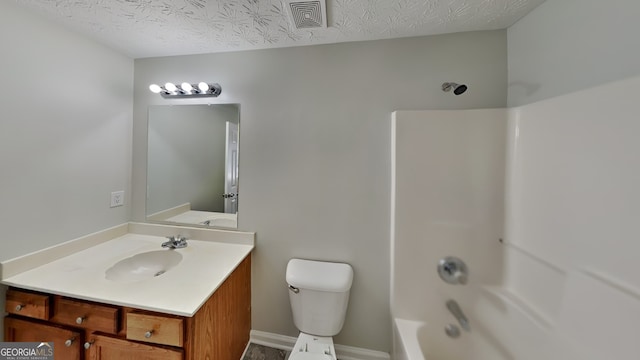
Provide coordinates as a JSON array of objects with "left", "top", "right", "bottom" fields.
[{"left": 149, "top": 82, "right": 222, "bottom": 98}]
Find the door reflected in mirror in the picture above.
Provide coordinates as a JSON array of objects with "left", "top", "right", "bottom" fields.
[{"left": 146, "top": 104, "right": 239, "bottom": 228}]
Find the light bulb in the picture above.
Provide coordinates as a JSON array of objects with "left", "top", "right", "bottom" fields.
[
  {"left": 198, "top": 82, "right": 209, "bottom": 93},
  {"left": 181, "top": 82, "right": 193, "bottom": 93},
  {"left": 149, "top": 84, "right": 162, "bottom": 93},
  {"left": 165, "top": 82, "right": 177, "bottom": 92}
]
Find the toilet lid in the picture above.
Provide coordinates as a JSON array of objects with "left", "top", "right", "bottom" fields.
[{"left": 289, "top": 353, "right": 334, "bottom": 360}]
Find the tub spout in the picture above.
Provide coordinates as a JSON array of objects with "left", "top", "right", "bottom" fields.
[{"left": 446, "top": 299, "right": 470, "bottom": 331}]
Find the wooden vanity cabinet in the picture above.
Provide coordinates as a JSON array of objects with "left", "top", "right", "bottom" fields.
[{"left": 4, "top": 255, "right": 251, "bottom": 360}]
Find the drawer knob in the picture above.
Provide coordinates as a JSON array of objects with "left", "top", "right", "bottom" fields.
[
  {"left": 144, "top": 330, "right": 154, "bottom": 338},
  {"left": 76, "top": 316, "right": 85, "bottom": 324},
  {"left": 15, "top": 304, "right": 24, "bottom": 312},
  {"left": 84, "top": 341, "right": 94, "bottom": 350},
  {"left": 65, "top": 338, "right": 75, "bottom": 347}
]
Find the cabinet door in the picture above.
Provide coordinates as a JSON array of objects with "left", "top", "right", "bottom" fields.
[
  {"left": 87, "top": 334, "right": 183, "bottom": 360},
  {"left": 4, "top": 317, "right": 82, "bottom": 360}
]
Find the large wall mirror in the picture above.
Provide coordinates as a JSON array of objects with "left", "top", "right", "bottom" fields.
[{"left": 146, "top": 104, "right": 239, "bottom": 228}]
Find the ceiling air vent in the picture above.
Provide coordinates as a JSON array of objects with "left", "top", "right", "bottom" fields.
[{"left": 284, "top": 0, "right": 327, "bottom": 29}]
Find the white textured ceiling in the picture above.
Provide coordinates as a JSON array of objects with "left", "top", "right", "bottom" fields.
[{"left": 15, "top": 0, "right": 545, "bottom": 58}]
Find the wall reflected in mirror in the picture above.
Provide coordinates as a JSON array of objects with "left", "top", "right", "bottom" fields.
[{"left": 146, "top": 104, "right": 239, "bottom": 228}]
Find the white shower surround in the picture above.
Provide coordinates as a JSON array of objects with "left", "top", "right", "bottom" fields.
[
  {"left": 391, "top": 108, "right": 508, "bottom": 360},
  {"left": 391, "top": 75, "right": 640, "bottom": 359}
]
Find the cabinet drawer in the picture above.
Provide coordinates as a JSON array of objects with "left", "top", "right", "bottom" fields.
[
  {"left": 126, "top": 313, "right": 184, "bottom": 347},
  {"left": 53, "top": 297, "right": 119, "bottom": 334},
  {"left": 5, "top": 289, "right": 50, "bottom": 320}
]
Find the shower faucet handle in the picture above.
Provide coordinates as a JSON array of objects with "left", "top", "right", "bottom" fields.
[{"left": 438, "top": 256, "right": 468, "bottom": 285}]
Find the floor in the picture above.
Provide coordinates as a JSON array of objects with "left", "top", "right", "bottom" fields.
[{"left": 242, "top": 343, "right": 290, "bottom": 360}]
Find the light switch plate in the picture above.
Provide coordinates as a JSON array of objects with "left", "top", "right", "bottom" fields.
[{"left": 110, "top": 191, "right": 125, "bottom": 207}]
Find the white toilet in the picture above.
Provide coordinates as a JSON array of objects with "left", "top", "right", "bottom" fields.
[{"left": 286, "top": 258, "right": 354, "bottom": 360}]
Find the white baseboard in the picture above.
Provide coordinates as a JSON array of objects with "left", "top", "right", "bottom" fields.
[
  {"left": 250, "top": 330, "right": 297, "bottom": 351},
  {"left": 249, "top": 330, "right": 390, "bottom": 360}
]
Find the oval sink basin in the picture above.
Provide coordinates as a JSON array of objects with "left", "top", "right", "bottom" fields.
[{"left": 105, "top": 250, "right": 183, "bottom": 282}]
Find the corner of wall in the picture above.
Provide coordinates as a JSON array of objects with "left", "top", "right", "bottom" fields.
[{"left": 507, "top": 0, "right": 640, "bottom": 106}]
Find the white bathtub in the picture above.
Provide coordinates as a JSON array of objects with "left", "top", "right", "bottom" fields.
[
  {"left": 392, "top": 318, "right": 513, "bottom": 360},
  {"left": 393, "top": 318, "right": 426, "bottom": 360}
]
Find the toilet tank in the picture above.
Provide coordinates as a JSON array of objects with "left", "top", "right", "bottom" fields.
[{"left": 286, "top": 259, "right": 353, "bottom": 337}]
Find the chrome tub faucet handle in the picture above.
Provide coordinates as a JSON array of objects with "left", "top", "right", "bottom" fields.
[{"left": 446, "top": 299, "right": 470, "bottom": 331}]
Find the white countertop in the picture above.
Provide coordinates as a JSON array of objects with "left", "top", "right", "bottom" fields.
[
  {"left": 147, "top": 203, "right": 238, "bottom": 228},
  {"left": 1, "top": 223, "right": 254, "bottom": 317},
  {"left": 165, "top": 210, "right": 238, "bottom": 228}
]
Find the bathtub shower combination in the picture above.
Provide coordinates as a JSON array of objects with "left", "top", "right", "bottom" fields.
[
  {"left": 390, "top": 76, "right": 640, "bottom": 360},
  {"left": 391, "top": 108, "right": 509, "bottom": 360}
]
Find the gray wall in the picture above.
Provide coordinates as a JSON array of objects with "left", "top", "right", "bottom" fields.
[
  {"left": 0, "top": 0, "right": 133, "bottom": 338},
  {"left": 133, "top": 31, "right": 507, "bottom": 351},
  {"left": 507, "top": 0, "right": 640, "bottom": 106},
  {"left": 0, "top": 2, "right": 133, "bottom": 261}
]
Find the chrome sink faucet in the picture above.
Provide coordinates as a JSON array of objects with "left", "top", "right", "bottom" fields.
[{"left": 162, "top": 235, "right": 188, "bottom": 249}]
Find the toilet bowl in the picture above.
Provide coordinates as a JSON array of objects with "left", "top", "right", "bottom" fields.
[{"left": 286, "top": 259, "right": 353, "bottom": 360}]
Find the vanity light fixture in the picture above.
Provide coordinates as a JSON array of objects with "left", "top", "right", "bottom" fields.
[
  {"left": 148, "top": 82, "right": 222, "bottom": 99},
  {"left": 198, "top": 82, "right": 210, "bottom": 92},
  {"left": 165, "top": 82, "right": 178, "bottom": 93},
  {"left": 181, "top": 82, "right": 193, "bottom": 93}
]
